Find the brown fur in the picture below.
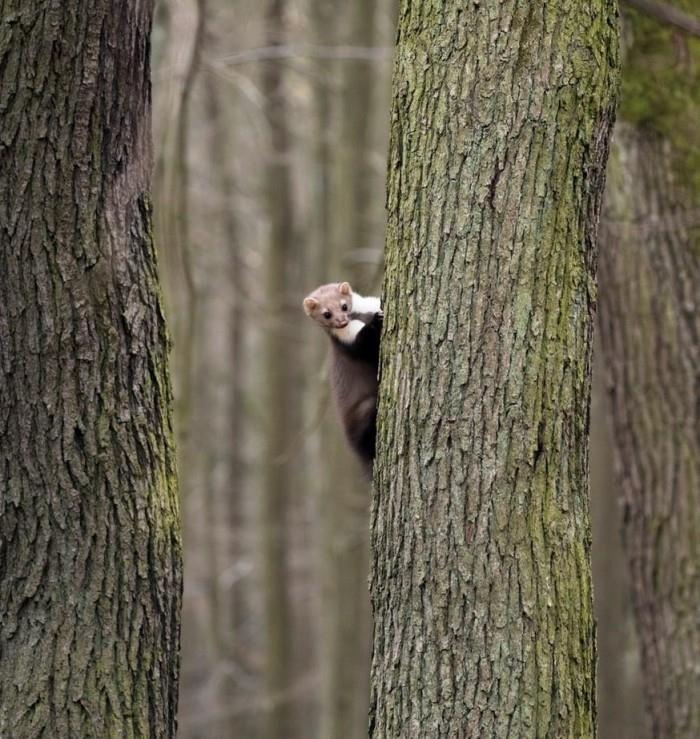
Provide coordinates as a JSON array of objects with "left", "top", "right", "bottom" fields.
[
  {"left": 329, "top": 341, "right": 378, "bottom": 473},
  {"left": 303, "top": 282, "right": 381, "bottom": 474}
]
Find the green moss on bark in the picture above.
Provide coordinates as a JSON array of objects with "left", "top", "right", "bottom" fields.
[
  {"left": 0, "top": 2, "right": 182, "bottom": 736},
  {"left": 370, "top": 1, "right": 619, "bottom": 736}
]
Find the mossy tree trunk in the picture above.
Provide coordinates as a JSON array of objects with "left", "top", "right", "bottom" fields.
[
  {"left": 598, "top": 11, "right": 700, "bottom": 733},
  {"left": 0, "top": 1, "right": 182, "bottom": 737},
  {"left": 370, "top": 1, "right": 619, "bottom": 736}
]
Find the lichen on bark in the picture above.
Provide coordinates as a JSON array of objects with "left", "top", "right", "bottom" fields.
[
  {"left": 370, "top": 1, "right": 620, "bottom": 736},
  {"left": 0, "top": 2, "right": 182, "bottom": 736}
]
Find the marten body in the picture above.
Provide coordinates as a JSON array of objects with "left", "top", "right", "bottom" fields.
[{"left": 303, "top": 282, "right": 382, "bottom": 474}]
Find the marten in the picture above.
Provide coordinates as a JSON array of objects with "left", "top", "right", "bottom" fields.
[{"left": 303, "top": 281, "right": 382, "bottom": 474}]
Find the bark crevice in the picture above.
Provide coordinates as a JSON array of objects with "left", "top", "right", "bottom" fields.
[
  {"left": 370, "top": 1, "right": 620, "bottom": 736},
  {"left": 0, "top": 2, "right": 182, "bottom": 736}
]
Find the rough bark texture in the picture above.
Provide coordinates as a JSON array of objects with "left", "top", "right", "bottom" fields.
[
  {"left": 370, "top": 1, "right": 619, "bottom": 736},
  {"left": 598, "top": 128, "right": 700, "bottom": 738},
  {"left": 0, "top": 1, "right": 182, "bottom": 737}
]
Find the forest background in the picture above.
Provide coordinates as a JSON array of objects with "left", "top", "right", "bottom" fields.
[{"left": 150, "top": 0, "right": 698, "bottom": 737}]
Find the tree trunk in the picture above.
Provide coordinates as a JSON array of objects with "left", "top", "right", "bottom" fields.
[
  {"left": 333, "top": 0, "right": 378, "bottom": 279},
  {"left": 170, "top": 0, "right": 206, "bottom": 436},
  {"left": 261, "top": 0, "right": 296, "bottom": 736},
  {"left": 370, "top": 1, "right": 619, "bottom": 736},
  {"left": 599, "top": 128, "right": 700, "bottom": 739},
  {"left": 203, "top": 47, "right": 254, "bottom": 739},
  {"left": 590, "top": 351, "right": 649, "bottom": 739},
  {"left": 598, "top": 129, "right": 700, "bottom": 737},
  {"left": 0, "top": 2, "right": 182, "bottom": 737},
  {"left": 596, "top": 8, "right": 700, "bottom": 735}
]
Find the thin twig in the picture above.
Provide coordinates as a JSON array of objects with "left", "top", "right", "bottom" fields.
[{"left": 622, "top": 0, "right": 700, "bottom": 38}]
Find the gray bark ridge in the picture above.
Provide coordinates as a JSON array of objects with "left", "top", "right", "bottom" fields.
[
  {"left": 0, "top": 2, "right": 182, "bottom": 737},
  {"left": 371, "top": 1, "right": 620, "bottom": 737}
]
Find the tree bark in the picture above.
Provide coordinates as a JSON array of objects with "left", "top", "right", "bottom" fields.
[
  {"left": 598, "top": 127, "right": 700, "bottom": 737},
  {"left": 370, "top": 1, "right": 619, "bottom": 736},
  {"left": 0, "top": 1, "right": 182, "bottom": 737}
]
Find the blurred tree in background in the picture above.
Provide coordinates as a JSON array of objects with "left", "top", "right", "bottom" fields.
[
  {"left": 152, "top": 0, "right": 394, "bottom": 736},
  {"left": 598, "top": 3, "right": 700, "bottom": 736},
  {"left": 147, "top": 0, "right": 699, "bottom": 736}
]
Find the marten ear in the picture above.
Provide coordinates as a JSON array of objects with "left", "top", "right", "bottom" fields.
[
  {"left": 339, "top": 282, "right": 352, "bottom": 295},
  {"left": 303, "top": 297, "right": 319, "bottom": 315}
]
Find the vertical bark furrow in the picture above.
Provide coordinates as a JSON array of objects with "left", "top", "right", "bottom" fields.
[
  {"left": 0, "top": 2, "right": 182, "bottom": 737},
  {"left": 371, "top": 1, "right": 619, "bottom": 736}
]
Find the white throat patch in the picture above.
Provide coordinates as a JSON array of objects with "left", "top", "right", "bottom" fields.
[{"left": 332, "top": 319, "right": 365, "bottom": 344}]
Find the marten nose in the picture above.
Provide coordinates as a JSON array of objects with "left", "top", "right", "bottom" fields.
[{"left": 336, "top": 319, "right": 348, "bottom": 328}]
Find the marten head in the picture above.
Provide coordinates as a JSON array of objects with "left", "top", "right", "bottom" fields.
[{"left": 303, "top": 282, "right": 353, "bottom": 333}]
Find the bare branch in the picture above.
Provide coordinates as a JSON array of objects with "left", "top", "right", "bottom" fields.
[{"left": 622, "top": 0, "right": 700, "bottom": 38}]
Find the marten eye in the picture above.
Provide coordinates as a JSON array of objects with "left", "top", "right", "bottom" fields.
[
  {"left": 323, "top": 310, "right": 332, "bottom": 320},
  {"left": 341, "top": 303, "right": 348, "bottom": 312}
]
